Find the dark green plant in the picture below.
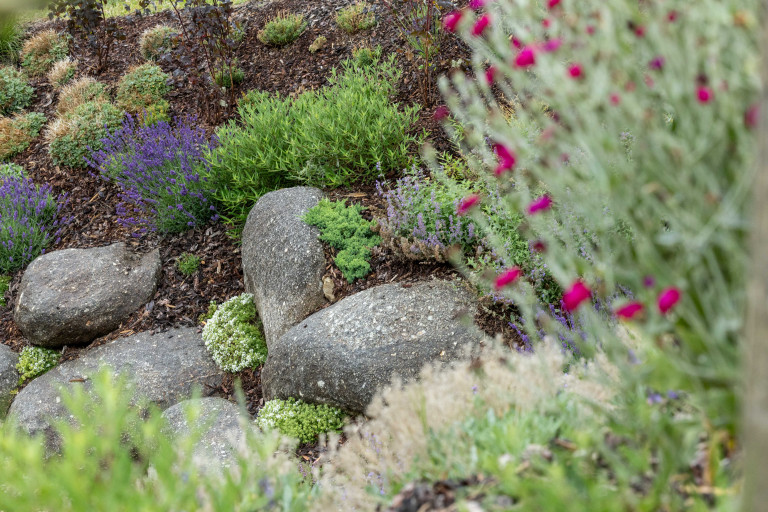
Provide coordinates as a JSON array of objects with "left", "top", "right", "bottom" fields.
[
  {"left": 303, "top": 198, "right": 380, "bottom": 282},
  {"left": 20, "top": 29, "right": 68, "bottom": 77},
  {"left": 256, "top": 398, "right": 346, "bottom": 444},
  {"left": 47, "top": 101, "right": 123, "bottom": 168},
  {"left": 352, "top": 45, "right": 381, "bottom": 67},
  {"left": 116, "top": 63, "right": 171, "bottom": 120},
  {"left": 335, "top": 2, "right": 377, "bottom": 34},
  {"left": 0, "top": 66, "right": 33, "bottom": 116},
  {"left": 0, "top": 15, "right": 23, "bottom": 65},
  {"left": 213, "top": 63, "right": 243, "bottom": 88},
  {"left": 198, "top": 300, "right": 217, "bottom": 324},
  {"left": 176, "top": 252, "right": 201, "bottom": 276},
  {"left": 16, "top": 346, "right": 60, "bottom": 385},
  {"left": 257, "top": 12, "right": 306, "bottom": 46},
  {"left": 0, "top": 274, "right": 10, "bottom": 307},
  {"left": 0, "top": 112, "right": 46, "bottom": 160}
]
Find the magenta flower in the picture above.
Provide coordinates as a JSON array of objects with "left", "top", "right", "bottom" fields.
[
  {"left": 457, "top": 194, "right": 480, "bottom": 215},
  {"left": 615, "top": 301, "right": 644, "bottom": 320},
  {"left": 472, "top": 14, "right": 490, "bottom": 36},
  {"left": 541, "top": 38, "right": 562, "bottom": 52},
  {"left": 493, "top": 143, "right": 516, "bottom": 176},
  {"left": 532, "top": 239, "right": 547, "bottom": 252},
  {"left": 511, "top": 36, "right": 522, "bottom": 49},
  {"left": 697, "top": 86, "right": 713, "bottom": 103},
  {"left": 547, "top": 0, "right": 561, "bottom": 8},
  {"left": 542, "top": 18, "right": 551, "bottom": 28},
  {"left": 657, "top": 287, "right": 681, "bottom": 314},
  {"left": 568, "top": 63, "right": 583, "bottom": 78},
  {"left": 562, "top": 280, "right": 591, "bottom": 312},
  {"left": 746, "top": 104, "right": 759, "bottom": 130},
  {"left": 515, "top": 46, "right": 536, "bottom": 67},
  {"left": 443, "top": 11, "right": 463, "bottom": 32},
  {"left": 649, "top": 56, "right": 664, "bottom": 70},
  {"left": 586, "top": 25, "right": 595, "bottom": 35},
  {"left": 642, "top": 275, "right": 655, "bottom": 288},
  {"left": 433, "top": 105, "right": 450, "bottom": 121},
  {"left": 469, "top": 0, "right": 485, "bottom": 9},
  {"left": 494, "top": 267, "right": 522, "bottom": 290},
  {"left": 527, "top": 195, "right": 552, "bottom": 215},
  {"left": 610, "top": 93, "right": 620, "bottom": 105},
  {"left": 485, "top": 65, "right": 497, "bottom": 85}
]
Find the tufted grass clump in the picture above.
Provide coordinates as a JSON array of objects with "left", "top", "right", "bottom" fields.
[
  {"left": 335, "top": 2, "right": 376, "bottom": 34},
  {"left": 0, "top": 112, "right": 46, "bottom": 161},
  {"left": 56, "top": 77, "right": 109, "bottom": 116},
  {"left": 0, "top": 274, "right": 9, "bottom": 307},
  {"left": 352, "top": 45, "right": 381, "bottom": 67},
  {"left": 202, "top": 293, "right": 267, "bottom": 373},
  {"left": 0, "top": 16, "right": 23, "bottom": 65},
  {"left": 257, "top": 12, "right": 307, "bottom": 47},
  {"left": 0, "top": 66, "right": 33, "bottom": 116},
  {"left": 47, "top": 101, "right": 123, "bottom": 168},
  {"left": 116, "top": 63, "right": 171, "bottom": 123},
  {"left": 308, "top": 35, "right": 326, "bottom": 53},
  {"left": 213, "top": 64, "right": 244, "bottom": 88},
  {"left": 16, "top": 346, "right": 60, "bottom": 385},
  {"left": 47, "top": 57, "right": 77, "bottom": 89},
  {"left": 139, "top": 25, "right": 177, "bottom": 61},
  {"left": 20, "top": 29, "right": 68, "bottom": 77},
  {"left": 256, "top": 398, "right": 346, "bottom": 444},
  {"left": 303, "top": 198, "right": 380, "bottom": 282},
  {"left": 176, "top": 252, "right": 201, "bottom": 276}
]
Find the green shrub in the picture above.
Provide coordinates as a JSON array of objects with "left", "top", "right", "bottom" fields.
[
  {"left": 16, "top": 346, "right": 60, "bottom": 385},
  {"left": 115, "top": 63, "right": 171, "bottom": 120},
  {"left": 0, "top": 16, "right": 23, "bottom": 65},
  {"left": 256, "top": 398, "right": 346, "bottom": 444},
  {"left": 0, "top": 66, "right": 33, "bottom": 116},
  {"left": 47, "top": 101, "right": 123, "bottom": 168},
  {"left": 138, "top": 24, "right": 177, "bottom": 61},
  {"left": 208, "top": 55, "right": 421, "bottom": 224},
  {"left": 303, "top": 198, "right": 380, "bottom": 282},
  {"left": 201, "top": 293, "right": 267, "bottom": 372},
  {"left": 47, "top": 57, "right": 77, "bottom": 88},
  {"left": 0, "top": 274, "right": 10, "bottom": 307},
  {"left": 257, "top": 12, "right": 307, "bottom": 46},
  {"left": 0, "top": 112, "right": 46, "bottom": 160},
  {"left": 213, "top": 64, "right": 244, "bottom": 88},
  {"left": 20, "top": 29, "right": 68, "bottom": 77},
  {"left": 352, "top": 45, "right": 381, "bottom": 67},
  {"left": 0, "top": 162, "right": 25, "bottom": 179},
  {"left": 56, "top": 77, "right": 109, "bottom": 116},
  {"left": 176, "top": 252, "right": 201, "bottom": 276},
  {"left": 335, "top": 2, "right": 376, "bottom": 34}
]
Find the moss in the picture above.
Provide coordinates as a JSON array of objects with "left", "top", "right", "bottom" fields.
[
  {"left": 201, "top": 293, "right": 267, "bottom": 372},
  {"left": 256, "top": 398, "right": 346, "bottom": 444},
  {"left": 16, "top": 346, "right": 60, "bottom": 385}
]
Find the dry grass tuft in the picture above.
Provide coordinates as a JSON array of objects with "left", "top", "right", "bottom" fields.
[
  {"left": 47, "top": 57, "right": 77, "bottom": 88},
  {"left": 56, "top": 77, "right": 108, "bottom": 116},
  {"left": 20, "top": 29, "right": 68, "bottom": 77}
]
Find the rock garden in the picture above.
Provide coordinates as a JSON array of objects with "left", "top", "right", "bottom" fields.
[{"left": 0, "top": 0, "right": 762, "bottom": 510}]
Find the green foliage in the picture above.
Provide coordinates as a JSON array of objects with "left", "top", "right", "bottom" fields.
[
  {"left": 256, "top": 398, "right": 346, "bottom": 444},
  {"left": 257, "top": 12, "right": 307, "bottom": 46},
  {"left": 352, "top": 45, "right": 381, "bottom": 67},
  {"left": 198, "top": 300, "right": 218, "bottom": 325},
  {"left": 0, "top": 112, "right": 46, "bottom": 160},
  {"left": 176, "top": 252, "right": 201, "bottom": 276},
  {"left": 208, "top": 55, "right": 421, "bottom": 225},
  {"left": 0, "top": 66, "right": 33, "bottom": 116},
  {"left": 20, "top": 29, "right": 68, "bottom": 77},
  {"left": 303, "top": 198, "right": 380, "bottom": 282},
  {"left": 56, "top": 77, "right": 109, "bottom": 116},
  {"left": 115, "top": 63, "right": 171, "bottom": 121},
  {"left": 335, "top": 2, "right": 376, "bottom": 34},
  {"left": 139, "top": 24, "right": 177, "bottom": 61},
  {"left": 308, "top": 35, "right": 326, "bottom": 53},
  {"left": 48, "top": 100, "right": 123, "bottom": 168},
  {"left": 16, "top": 346, "right": 60, "bottom": 385},
  {"left": 0, "top": 369, "right": 314, "bottom": 511},
  {"left": 213, "top": 64, "right": 244, "bottom": 88},
  {"left": 201, "top": 293, "right": 267, "bottom": 372},
  {"left": 0, "top": 163, "right": 24, "bottom": 179},
  {"left": 0, "top": 274, "right": 10, "bottom": 307},
  {"left": 0, "top": 16, "right": 23, "bottom": 65}
]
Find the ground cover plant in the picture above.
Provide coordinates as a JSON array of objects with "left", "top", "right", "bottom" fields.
[
  {"left": 15, "top": 345, "right": 60, "bottom": 384},
  {"left": 20, "top": 29, "right": 68, "bottom": 77},
  {"left": 0, "top": 112, "right": 46, "bottom": 161},
  {"left": 55, "top": 76, "right": 109, "bottom": 115},
  {"left": 138, "top": 24, "right": 177, "bottom": 61},
  {"left": 87, "top": 116, "right": 217, "bottom": 234},
  {"left": 46, "top": 100, "right": 122, "bottom": 168},
  {"left": 176, "top": 252, "right": 201, "bottom": 276},
  {"left": 201, "top": 293, "right": 267, "bottom": 372},
  {"left": 0, "top": 274, "right": 10, "bottom": 307},
  {"left": 257, "top": 11, "right": 306, "bottom": 46},
  {"left": 256, "top": 398, "right": 346, "bottom": 444},
  {"left": 335, "top": 2, "right": 376, "bottom": 34},
  {"left": 0, "top": 66, "right": 33, "bottom": 116},
  {"left": 115, "top": 63, "right": 171, "bottom": 123}
]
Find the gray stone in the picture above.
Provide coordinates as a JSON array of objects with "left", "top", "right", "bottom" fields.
[
  {"left": 8, "top": 327, "right": 223, "bottom": 446},
  {"left": 162, "top": 397, "right": 251, "bottom": 476},
  {"left": 0, "top": 344, "right": 19, "bottom": 418},
  {"left": 14, "top": 242, "right": 162, "bottom": 348},
  {"left": 261, "top": 280, "right": 483, "bottom": 414},
  {"left": 241, "top": 187, "right": 327, "bottom": 348}
]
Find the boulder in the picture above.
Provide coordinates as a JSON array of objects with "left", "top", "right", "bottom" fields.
[
  {"left": 261, "top": 280, "right": 483, "bottom": 414},
  {"left": 8, "top": 327, "right": 223, "bottom": 446},
  {"left": 0, "top": 344, "right": 19, "bottom": 417},
  {"left": 162, "top": 397, "right": 250, "bottom": 475},
  {"left": 241, "top": 187, "right": 327, "bottom": 348},
  {"left": 14, "top": 242, "right": 161, "bottom": 348}
]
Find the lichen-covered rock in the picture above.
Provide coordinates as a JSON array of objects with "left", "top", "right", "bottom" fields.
[
  {"left": 261, "top": 280, "right": 484, "bottom": 414},
  {"left": 0, "top": 344, "right": 19, "bottom": 418},
  {"left": 14, "top": 243, "right": 161, "bottom": 348},
  {"left": 241, "top": 187, "right": 327, "bottom": 348},
  {"left": 8, "top": 328, "right": 223, "bottom": 447}
]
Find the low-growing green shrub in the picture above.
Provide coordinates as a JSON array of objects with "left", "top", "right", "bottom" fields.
[
  {"left": 0, "top": 66, "right": 33, "bottom": 116},
  {"left": 176, "top": 252, "right": 201, "bottom": 276},
  {"left": 115, "top": 63, "right": 171, "bottom": 122},
  {"left": 139, "top": 24, "right": 177, "bottom": 61},
  {"left": 20, "top": 29, "right": 68, "bottom": 77},
  {"left": 0, "top": 16, "right": 23, "bottom": 65},
  {"left": 47, "top": 57, "right": 77, "bottom": 88},
  {"left": 256, "top": 398, "right": 346, "bottom": 444},
  {"left": 202, "top": 293, "right": 267, "bottom": 372},
  {"left": 303, "top": 198, "right": 380, "bottom": 282},
  {"left": 335, "top": 2, "right": 376, "bottom": 34},
  {"left": 213, "top": 64, "right": 244, "bottom": 88},
  {"left": 47, "top": 101, "right": 123, "bottom": 168},
  {"left": 257, "top": 12, "right": 307, "bottom": 46},
  {"left": 0, "top": 162, "right": 25, "bottom": 179},
  {"left": 56, "top": 77, "right": 109, "bottom": 116},
  {"left": 0, "top": 274, "right": 10, "bottom": 307},
  {"left": 0, "top": 112, "right": 46, "bottom": 160},
  {"left": 352, "top": 45, "right": 381, "bottom": 67},
  {"left": 308, "top": 35, "right": 326, "bottom": 53},
  {"left": 208, "top": 55, "right": 421, "bottom": 224},
  {"left": 16, "top": 346, "right": 60, "bottom": 385}
]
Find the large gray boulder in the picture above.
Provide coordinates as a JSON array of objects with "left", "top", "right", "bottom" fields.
[
  {"left": 14, "top": 242, "right": 161, "bottom": 348},
  {"left": 8, "top": 328, "right": 223, "bottom": 446},
  {"left": 241, "top": 187, "right": 327, "bottom": 348},
  {"left": 162, "top": 397, "right": 250, "bottom": 476},
  {"left": 0, "top": 344, "right": 19, "bottom": 417},
  {"left": 261, "top": 280, "right": 483, "bottom": 414}
]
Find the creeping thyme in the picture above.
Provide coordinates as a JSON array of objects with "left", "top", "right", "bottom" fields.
[
  {"left": 256, "top": 398, "right": 346, "bottom": 444},
  {"left": 16, "top": 346, "right": 60, "bottom": 385},
  {"left": 201, "top": 293, "right": 266, "bottom": 372}
]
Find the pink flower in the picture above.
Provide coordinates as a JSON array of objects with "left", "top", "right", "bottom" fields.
[
  {"left": 547, "top": 0, "right": 561, "bottom": 8},
  {"left": 532, "top": 239, "right": 547, "bottom": 252},
  {"left": 457, "top": 194, "right": 480, "bottom": 215},
  {"left": 542, "top": 18, "right": 551, "bottom": 28},
  {"left": 485, "top": 65, "right": 497, "bottom": 85},
  {"left": 541, "top": 38, "right": 562, "bottom": 52},
  {"left": 610, "top": 93, "right": 621, "bottom": 105},
  {"left": 493, "top": 143, "right": 516, "bottom": 176},
  {"left": 472, "top": 14, "right": 490, "bottom": 36},
  {"left": 649, "top": 56, "right": 664, "bottom": 70},
  {"left": 642, "top": 275, "right": 655, "bottom": 288},
  {"left": 515, "top": 46, "right": 536, "bottom": 67},
  {"left": 568, "top": 63, "right": 583, "bottom": 78},
  {"left": 615, "top": 302, "right": 644, "bottom": 320},
  {"left": 657, "top": 287, "right": 681, "bottom": 314},
  {"left": 746, "top": 104, "right": 759, "bottom": 130},
  {"left": 443, "top": 11, "right": 462, "bottom": 32},
  {"left": 527, "top": 195, "right": 552, "bottom": 215},
  {"left": 586, "top": 25, "right": 595, "bottom": 35},
  {"left": 469, "top": 0, "right": 485, "bottom": 9},
  {"left": 562, "top": 280, "right": 591, "bottom": 312},
  {"left": 634, "top": 25, "right": 645, "bottom": 37},
  {"left": 667, "top": 10, "right": 678, "bottom": 22},
  {"left": 511, "top": 36, "right": 522, "bottom": 49},
  {"left": 433, "top": 105, "right": 450, "bottom": 121},
  {"left": 697, "top": 86, "right": 713, "bottom": 103},
  {"left": 494, "top": 267, "right": 522, "bottom": 289}
]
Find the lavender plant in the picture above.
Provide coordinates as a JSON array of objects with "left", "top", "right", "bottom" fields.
[
  {"left": 87, "top": 116, "right": 218, "bottom": 235},
  {"left": 0, "top": 175, "right": 66, "bottom": 273}
]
